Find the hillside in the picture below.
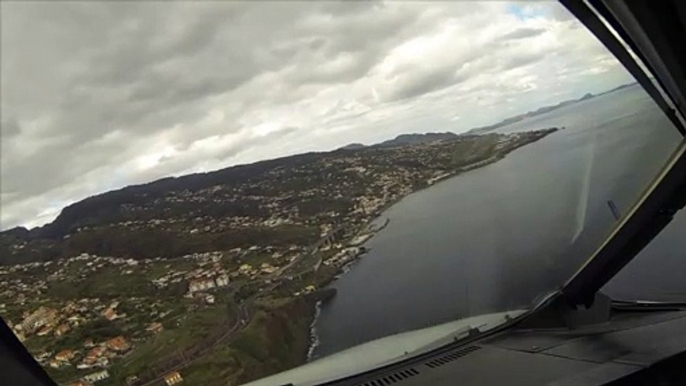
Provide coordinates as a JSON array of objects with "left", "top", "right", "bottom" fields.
[
  {"left": 0, "top": 129, "right": 558, "bottom": 265},
  {"left": 0, "top": 128, "right": 558, "bottom": 386}
]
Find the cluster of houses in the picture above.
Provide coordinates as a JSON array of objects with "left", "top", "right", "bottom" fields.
[
  {"left": 184, "top": 262, "right": 231, "bottom": 300},
  {"left": 45, "top": 335, "right": 131, "bottom": 372},
  {"left": 323, "top": 247, "right": 364, "bottom": 268},
  {"left": 187, "top": 273, "right": 229, "bottom": 294},
  {"left": 11, "top": 298, "right": 114, "bottom": 342}
]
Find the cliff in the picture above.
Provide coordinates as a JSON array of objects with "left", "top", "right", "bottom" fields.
[{"left": 229, "top": 295, "right": 323, "bottom": 384}]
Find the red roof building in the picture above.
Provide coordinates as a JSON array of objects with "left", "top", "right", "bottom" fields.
[{"left": 107, "top": 336, "right": 130, "bottom": 352}]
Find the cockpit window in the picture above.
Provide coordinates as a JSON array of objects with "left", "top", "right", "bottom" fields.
[{"left": 1, "top": 2, "right": 683, "bottom": 386}]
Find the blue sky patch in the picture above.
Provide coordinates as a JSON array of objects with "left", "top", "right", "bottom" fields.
[{"left": 506, "top": 3, "right": 545, "bottom": 20}]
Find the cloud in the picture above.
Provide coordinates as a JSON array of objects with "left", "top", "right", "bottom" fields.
[
  {"left": 1, "top": 119, "right": 21, "bottom": 137},
  {"left": 503, "top": 52, "right": 545, "bottom": 70},
  {"left": 1, "top": 1, "right": 634, "bottom": 230},
  {"left": 384, "top": 65, "right": 468, "bottom": 102},
  {"left": 500, "top": 27, "right": 547, "bottom": 40}
]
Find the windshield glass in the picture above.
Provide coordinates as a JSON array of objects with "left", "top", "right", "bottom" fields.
[{"left": 1, "top": 2, "right": 684, "bottom": 386}]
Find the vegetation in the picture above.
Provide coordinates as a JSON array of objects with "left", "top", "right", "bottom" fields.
[
  {"left": 0, "top": 129, "right": 557, "bottom": 266},
  {"left": 104, "top": 301, "right": 236, "bottom": 386},
  {"left": 0, "top": 129, "right": 558, "bottom": 386}
]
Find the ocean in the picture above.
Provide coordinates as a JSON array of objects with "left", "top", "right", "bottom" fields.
[{"left": 311, "top": 83, "right": 685, "bottom": 358}]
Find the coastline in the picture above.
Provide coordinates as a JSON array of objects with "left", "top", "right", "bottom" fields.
[
  {"left": 302, "top": 128, "right": 558, "bottom": 362},
  {"left": 306, "top": 301, "right": 323, "bottom": 362},
  {"left": 302, "top": 157, "right": 507, "bottom": 362}
]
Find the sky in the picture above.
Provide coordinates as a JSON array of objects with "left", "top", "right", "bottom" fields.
[{"left": 1, "top": 1, "right": 634, "bottom": 230}]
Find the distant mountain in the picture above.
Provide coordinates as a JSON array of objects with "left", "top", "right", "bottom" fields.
[
  {"left": 375, "top": 132, "right": 459, "bottom": 148},
  {"left": 338, "top": 143, "right": 366, "bottom": 150},
  {"left": 599, "top": 81, "right": 637, "bottom": 95},
  {"left": 466, "top": 98, "right": 582, "bottom": 135},
  {"left": 466, "top": 116, "right": 527, "bottom": 135},
  {"left": 465, "top": 82, "right": 638, "bottom": 135}
]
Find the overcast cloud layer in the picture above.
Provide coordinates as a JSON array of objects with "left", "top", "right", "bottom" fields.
[{"left": 1, "top": 1, "right": 633, "bottom": 230}]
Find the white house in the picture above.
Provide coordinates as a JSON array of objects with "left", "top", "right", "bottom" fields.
[
  {"left": 215, "top": 274, "right": 229, "bottom": 287},
  {"left": 84, "top": 369, "right": 110, "bottom": 383},
  {"left": 188, "top": 278, "right": 216, "bottom": 293}
]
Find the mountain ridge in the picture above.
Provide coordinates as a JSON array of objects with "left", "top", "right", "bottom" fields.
[
  {"left": 0, "top": 128, "right": 560, "bottom": 266},
  {"left": 8, "top": 131, "right": 465, "bottom": 237}
]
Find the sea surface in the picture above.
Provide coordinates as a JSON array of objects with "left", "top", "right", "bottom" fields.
[{"left": 311, "top": 84, "right": 685, "bottom": 358}]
